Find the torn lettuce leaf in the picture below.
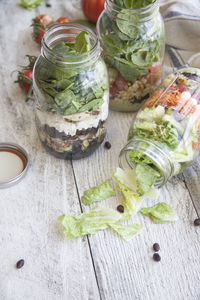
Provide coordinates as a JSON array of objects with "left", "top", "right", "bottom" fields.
[
  {"left": 81, "top": 179, "right": 115, "bottom": 205},
  {"left": 59, "top": 206, "right": 121, "bottom": 238},
  {"left": 18, "top": 0, "right": 44, "bottom": 9},
  {"left": 136, "top": 163, "right": 161, "bottom": 196},
  {"left": 113, "top": 168, "right": 137, "bottom": 192},
  {"left": 109, "top": 223, "right": 142, "bottom": 242},
  {"left": 140, "top": 202, "right": 178, "bottom": 224}
]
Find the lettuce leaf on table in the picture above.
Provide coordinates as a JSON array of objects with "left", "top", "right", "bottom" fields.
[
  {"left": 18, "top": 0, "right": 44, "bottom": 9},
  {"left": 140, "top": 202, "right": 178, "bottom": 224},
  {"left": 109, "top": 223, "right": 142, "bottom": 242},
  {"left": 81, "top": 179, "right": 115, "bottom": 205},
  {"left": 59, "top": 206, "right": 122, "bottom": 238}
]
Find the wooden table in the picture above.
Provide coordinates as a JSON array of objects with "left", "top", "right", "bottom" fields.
[{"left": 1, "top": 1, "right": 200, "bottom": 299}]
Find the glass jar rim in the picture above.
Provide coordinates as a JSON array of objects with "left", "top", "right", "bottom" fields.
[{"left": 41, "top": 23, "right": 100, "bottom": 67}]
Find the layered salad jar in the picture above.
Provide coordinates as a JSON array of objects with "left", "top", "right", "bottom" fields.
[
  {"left": 97, "top": 0, "right": 165, "bottom": 112},
  {"left": 33, "top": 24, "right": 109, "bottom": 159},
  {"left": 119, "top": 67, "right": 200, "bottom": 194}
]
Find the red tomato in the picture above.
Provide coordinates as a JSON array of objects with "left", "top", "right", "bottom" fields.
[
  {"left": 81, "top": 0, "right": 105, "bottom": 23},
  {"left": 56, "top": 17, "right": 71, "bottom": 23},
  {"left": 18, "top": 70, "right": 33, "bottom": 93},
  {"left": 32, "top": 14, "right": 54, "bottom": 44}
]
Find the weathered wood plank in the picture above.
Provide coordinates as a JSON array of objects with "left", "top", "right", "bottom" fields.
[
  {"left": 73, "top": 111, "right": 200, "bottom": 300},
  {"left": 0, "top": 1, "right": 100, "bottom": 299}
]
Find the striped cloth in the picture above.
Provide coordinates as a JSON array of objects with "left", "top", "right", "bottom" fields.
[{"left": 159, "top": 0, "right": 200, "bottom": 76}]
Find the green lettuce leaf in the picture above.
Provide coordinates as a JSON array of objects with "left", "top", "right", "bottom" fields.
[
  {"left": 109, "top": 223, "right": 142, "bottom": 241},
  {"left": 75, "top": 31, "right": 91, "bottom": 54},
  {"left": 81, "top": 179, "right": 115, "bottom": 205},
  {"left": 140, "top": 202, "right": 178, "bottom": 223},
  {"left": 59, "top": 206, "right": 121, "bottom": 238},
  {"left": 113, "top": 168, "right": 137, "bottom": 192},
  {"left": 18, "top": 0, "right": 44, "bottom": 9},
  {"left": 136, "top": 163, "right": 160, "bottom": 196}
]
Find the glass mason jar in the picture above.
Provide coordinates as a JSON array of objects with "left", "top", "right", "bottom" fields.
[
  {"left": 119, "top": 67, "right": 200, "bottom": 188},
  {"left": 97, "top": 0, "right": 165, "bottom": 112},
  {"left": 33, "top": 23, "right": 109, "bottom": 160}
]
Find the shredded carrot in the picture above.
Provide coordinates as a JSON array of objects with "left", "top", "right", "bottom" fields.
[{"left": 144, "top": 87, "right": 181, "bottom": 108}]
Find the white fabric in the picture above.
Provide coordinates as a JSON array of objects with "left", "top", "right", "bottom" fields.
[{"left": 159, "top": 0, "right": 200, "bottom": 75}]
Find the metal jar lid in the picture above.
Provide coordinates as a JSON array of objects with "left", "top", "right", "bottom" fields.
[{"left": 0, "top": 143, "right": 30, "bottom": 189}]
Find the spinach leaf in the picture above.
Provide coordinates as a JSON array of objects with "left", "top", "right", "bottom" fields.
[{"left": 75, "top": 31, "right": 91, "bottom": 54}]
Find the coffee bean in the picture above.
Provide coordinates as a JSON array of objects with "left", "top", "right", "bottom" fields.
[
  {"left": 104, "top": 141, "right": 111, "bottom": 149},
  {"left": 46, "top": 3, "right": 51, "bottom": 7},
  {"left": 16, "top": 259, "right": 24, "bottom": 269},
  {"left": 117, "top": 205, "right": 124, "bottom": 213},
  {"left": 153, "top": 253, "right": 161, "bottom": 262},
  {"left": 153, "top": 243, "right": 160, "bottom": 252},
  {"left": 194, "top": 218, "right": 200, "bottom": 226}
]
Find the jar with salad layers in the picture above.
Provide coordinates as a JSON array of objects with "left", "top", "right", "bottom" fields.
[
  {"left": 97, "top": 0, "right": 165, "bottom": 112},
  {"left": 33, "top": 23, "right": 109, "bottom": 159},
  {"left": 119, "top": 67, "right": 200, "bottom": 195}
]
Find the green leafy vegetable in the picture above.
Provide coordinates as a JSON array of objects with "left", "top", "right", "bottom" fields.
[
  {"left": 136, "top": 163, "right": 160, "bottom": 196},
  {"left": 140, "top": 202, "right": 178, "bottom": 223},
  {"left": 59, "top": 206, "right": 121, "bottom": 238},
  {"left": 18, "top": 0, "right": 44, "bottom": 9},
  {"left": 75, "top": 31, "right": 91, "bottom": 54},
  {"left": 35, "top": 30, "right": 108, "bottom": 116},
  {"left": 81, "top": 180, "right": 115, "bottom": 205},
  {"left": 114, "top": 0, "right": 154, "bottom": 9},
  {"left": 109, "top": 223, "right": 142, "bottom": 241}
]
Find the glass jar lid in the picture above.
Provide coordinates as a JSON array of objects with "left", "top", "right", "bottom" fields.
[{"left": 0, "top": 143, "right": 30, "bottom": 189}]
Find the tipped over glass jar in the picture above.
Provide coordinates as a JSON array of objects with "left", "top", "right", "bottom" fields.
[
  {"left": 97, "top": 0, "right": 165, "bottom": 112},
  {"left": 33, "top": 23, "right": 109, "bottom": 159},
  {"left": 119, "top": 67, "right": 200, "bottom": 193}
]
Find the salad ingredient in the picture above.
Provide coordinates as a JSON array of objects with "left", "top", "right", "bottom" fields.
[
  {"left": 32, "top": 14, "right": 54, "bottom": 44},
  {"left": 81, "top": 179, "right": 115, "bottom": 205},
  {"left": 153, "top": 243, "right": 160, "bottom": 252},
  {"left": 153, "top": 253, "right": 161, "bottom": 262},
  {"left": 140, "top": 202, "right": 178, "bottom": 224},
  {"left": 18, "top": 0, "right": 44, "bottom": 9},
  {"left": 104, "top": 141, "right": 111, "bottom": 149},
  {"left": 136, "top": 164, "right": 160, "bottom": 196},
  {"left": 109, "top": 223, "right": 142, "bottom": 242},
  {"left": 56, "top": 17, "right": 71, "bottom": 23},
  {"left": 59, "top": 206, "right": 122, "bottom": 238},
  {"left": 16, "top": 259, "right": 25, "bottom": 269},
  {"left": 194, "top": 218, "right": 200, "bottom": 226},
  {"left": 81, "top": 0, "right": 105, "bottom": 23},
  {"left": 15, "top": 55, "right": 37, "bottom": 101},
  {"left": 114, "top": 0, "right": 154, "bottom": 9},
  {"left": 117, "top": 204, "right": 124, "bottom": 213}
]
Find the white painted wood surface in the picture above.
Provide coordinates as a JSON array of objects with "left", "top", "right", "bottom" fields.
[{"left": 0, "top": 1, "right": 200, "bottom": 300}]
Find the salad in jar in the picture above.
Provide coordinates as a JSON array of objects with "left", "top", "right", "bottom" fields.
[
  {"left": 97, "top": 0, "right": 165, "bottom": 112},
  {"left": 119, "top": 67, "right": 200, "bottom": 195},
  {"left": 33, "top": 24, "right": 109, "bottom": 159}
]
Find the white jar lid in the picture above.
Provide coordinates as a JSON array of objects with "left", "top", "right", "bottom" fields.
[{"left": 0, "top": 143, "right": 30, "bottom": 189}]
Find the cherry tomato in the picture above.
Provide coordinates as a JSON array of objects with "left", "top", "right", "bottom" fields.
[
  {"left": 18, "top": 70, "right": 33, "bottom": 93},
  {"left": 81, "top": 0, "right": 105, "bottom": 23},
  {"left": 32, "top": 14, "right": 54, "bottom": 44},
  {"left": 15, "top": 55, "right": 37, "bottom": 101},
  {"left": 56, "top": 17, "right": 71, "bottom": 23}
]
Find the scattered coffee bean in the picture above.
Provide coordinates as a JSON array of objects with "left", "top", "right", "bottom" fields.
[
  {"left": 153, "top": 253, "right": 161, "bottom": 262},
  {"left": 104, "top": 141, "right": 111, "bottom": 149},
  {"left": 153, "top": 243, "right": 160, "bottom": 252},
  {"left": 16, "top": 259, "right": 24, "bottom": 269},
  {"left": 117, "top": 205, "right": 124, "bottom": 213},
  {"left": 194, "top": 218, "right": 200, "bottom": 226},
  {"left": 46, "top": 3, "right": 51, "bottom": 7}
]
